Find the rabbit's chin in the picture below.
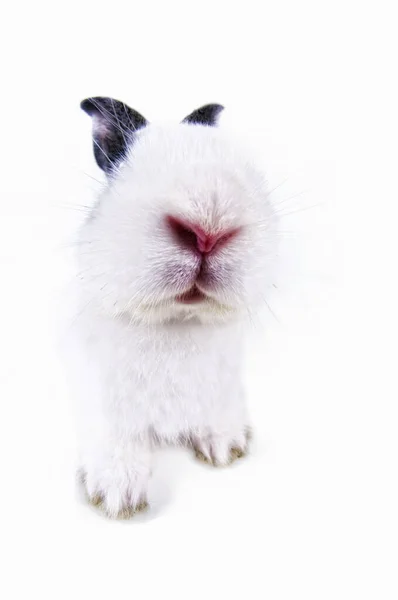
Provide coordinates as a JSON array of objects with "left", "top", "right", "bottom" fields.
[{"left": 122, "top": 298, "right": 243, "bottom": 326}]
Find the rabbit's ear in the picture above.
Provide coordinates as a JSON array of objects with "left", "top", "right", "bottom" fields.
[
  {"left": 182, "top": 104, "right": 224, "bottom": 126},
  {"left": 81, "top": 97, "right": 148, "bottom": 175}
]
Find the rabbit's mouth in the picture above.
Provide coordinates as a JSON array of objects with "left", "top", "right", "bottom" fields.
[
  {"left": 175, "top": 285, "right": 207, "bottom": 305},
  {"left": 135, "top": 284, "right": 237, "bottom": 323}
]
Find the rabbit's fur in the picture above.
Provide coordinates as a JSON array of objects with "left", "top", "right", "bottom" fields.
[{"left": 70, "top": 98, "right": 277, "bottom": 517}]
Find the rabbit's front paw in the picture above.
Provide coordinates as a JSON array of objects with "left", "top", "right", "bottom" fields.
[
  {"left": 192, "top": 427, "right": 250, "bottom": 467},
  {"left": 81, "top": 451, "right": 151, "bottom": 519}
]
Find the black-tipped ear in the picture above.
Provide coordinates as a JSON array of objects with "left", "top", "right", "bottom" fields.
[
  {"left": 81, "top": 97, "right": 148, "bottom": 174},
  {"left": 182, "top": 103, "right": 224, "bottom": 126}
]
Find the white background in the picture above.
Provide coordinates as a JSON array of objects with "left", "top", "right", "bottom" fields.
[{"left": 0, "top": 1, "right": 397, "bottom": 598}]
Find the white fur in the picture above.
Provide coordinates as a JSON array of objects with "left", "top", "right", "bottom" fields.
[{"left": 69, "top": 121, "right": 277, "bottom": 517}]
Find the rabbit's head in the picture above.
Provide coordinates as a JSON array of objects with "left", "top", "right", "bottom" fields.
[{"left": 78, "top": 97, "right": 277, "bottom": 324}]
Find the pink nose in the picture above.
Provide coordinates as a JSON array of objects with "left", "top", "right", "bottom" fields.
[{"left": 166, "top": 216, "right": 240, "bottom": 255}]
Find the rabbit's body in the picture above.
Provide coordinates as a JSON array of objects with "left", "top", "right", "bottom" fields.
[
  {"left": 73, "top": 313, "right": 247, "bottom": 515},
  {"left": 71, "top": 98, "right": 276, "bottom": 517}
]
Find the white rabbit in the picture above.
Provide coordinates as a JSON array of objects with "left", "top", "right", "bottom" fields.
[{"left": 70, "top": 97, "right": 277, "bottom": 518}]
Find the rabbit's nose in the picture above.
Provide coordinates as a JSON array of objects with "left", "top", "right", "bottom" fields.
[{"left": 166, "top": 215, "right": 240, "bottom": 255}]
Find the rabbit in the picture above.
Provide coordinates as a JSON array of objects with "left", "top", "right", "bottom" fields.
[{"left": 70, "top": 97, "right": 277, "bottom": 518}]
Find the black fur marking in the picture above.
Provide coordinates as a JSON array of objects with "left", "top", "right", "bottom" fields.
[
  {"left": 182, "top": 104, "right": 224, "bottom": 126},
  {"left": 81, "top": 97, "right": 147, "bottom": 174}
]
